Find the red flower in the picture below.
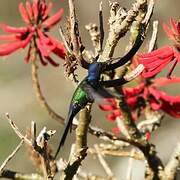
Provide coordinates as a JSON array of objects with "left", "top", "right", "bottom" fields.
[
  {"left": 112, "top": 127, "right": 121, "bottom": 134},
  {"left": 0, "top": 0, "right": 65, "bottom": 66},
  {"left": 99, "top": 77, "right": 180, "bottom": 124},
  {"left": 146, "top": 77, "right": 180, "bottom": 118},
  {"left": 163, "top": 18, "right": 180, "bottom": 44},
  {"left": 139, "top": 18, "right": 180, "bottom": 77}
]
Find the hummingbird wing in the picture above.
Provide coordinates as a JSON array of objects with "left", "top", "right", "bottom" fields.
[{"left": 86, "top": 84, "right": 123, "bottom": 104}]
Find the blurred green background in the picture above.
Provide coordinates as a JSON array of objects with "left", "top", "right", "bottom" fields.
[{"left": 0, "top": 0, "right": 179, "bottom": 179}]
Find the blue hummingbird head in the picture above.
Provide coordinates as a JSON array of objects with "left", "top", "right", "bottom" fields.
[{"left": 87, "top": 62, "right": 103, "bottom": 82}]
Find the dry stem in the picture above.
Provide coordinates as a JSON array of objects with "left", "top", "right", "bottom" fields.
[
  {"left": 0, "top": 140, "right": 24, "bottom": 172},
  {"left": 31, "top": 60, "right": 64, "bottom": 124}
]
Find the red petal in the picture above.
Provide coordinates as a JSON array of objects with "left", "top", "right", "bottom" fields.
[
  {"left": 37, "top": 30, "right": 50, "bottom": 44},
  {"left": 106, "top": 113, "right": 116, "bottom": 121},
  {"left": 112, "top": 109, "right": 121, "bottom": 117},
  {"left": 150, "top": 101, "right": 161, "bottom": 110},
  {"left": 37, "top": 35, "right": 57, "bottom": 57},
  {"left": 52, "top": 46, "right": 65, "bottom": 59},
  {"left": 163, "top": 22, "right": 174, "bottom": 39},
  {"left": 49, "top": 37, "right": 65, "bottom": 58},
  {"left": 0, "top": 33, "right": 32, "bottom": 56},
  {"left": 139, "top": 46, "right": 173, "bottom": 58},
  {"left": 43, "top": 2, "right": 53, "bottom": 19},
  {"left": 36, "top": 39, "right": 51, "bottom": 57},
  {"left": 154, "top": 77, "right": 180, "bottom": 87},
  {"left": 0, "top": 42, "right": 23, "bottom": 55},
  {"left": 19, "top": 2, "right": 30, "bottom": 23},
  {"left": 112, "top": 127, "right": 120, "bottom": 134},
  {"left": 42, "top": 8, "right": 64, "bottom": 29},
  {"left": 26, "top": 0, "right": 33, "bottom": 19},
  {"left": 132, "top": 112, "right": 138, "bottom": 121},
  {"left": 32, "top": 0, "right": 38, "bottom": 20},
  {"left": 127, "top": 96, "right": 138, "bottom": 109},
  {"left": 142, "top": 55, "right": 173, "bottom": 69},
  {"left": 99, "top": 104, "right": 116, "bottom": 111},
  {"left": 142, "top": 58, "right": 171, "bottom": 78},
  {"left": 161, "top": 101, "right": 180, "bottom": 118},
  {"left": 0, "top": 24, "right": 28, "bottom": 33},
  {"left": 159, "top": 91, "right": 180, "bottom": 104},
  {"left": 123, "top": 83, "right": 144, "bottom": 97},
  {"left": 0, "top": 34, "right": 21, "bottom": 41},
  {"left": 145, "top": 132, "right": 151, "bottom": 141},
  {"left": 170, "top": 18, "right": 178, "bottom": 35}
]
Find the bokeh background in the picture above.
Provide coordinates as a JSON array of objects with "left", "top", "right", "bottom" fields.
[{"left": 0, "top": 0, "right": 179, "bottom": 179}]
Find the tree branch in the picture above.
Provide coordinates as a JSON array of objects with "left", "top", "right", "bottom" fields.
[{"left": 0, "top": 140, "right": 24, "bottom": 172}]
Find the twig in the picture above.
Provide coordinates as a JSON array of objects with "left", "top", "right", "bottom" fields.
[
  {"left": 148, "top": 20, "right": 158, "bottom": 52},
  {"left": 31, "top": 121, "right": 37, "bottom": 146},
  {"left": 69, "top": 0, "right": 80, "bottom": 56},
  {"left": 59, "top": 26, "right": 73, "bottom": 55},
  {"left": 31, "top": 61, "right": 64, "bottom": 124},
  {"left": 85, "top": 23, "right": 100, "bottom": 56},
  {"left": 68, "top": 0, "right": 88, "bottom": 68},
  {"left": 165, "top": 143, "right": 180, "bottom": 180},
  {"left": 99, "top": 1, "right": 104, "bottom": 53},
  {"left": 0, "top": 140, "right": 24, "bottom": 172},
  {"left": 88, "top": 125, "right": 137, "bottom": 147},
  {"left": 94, "top": 144, "right": 115, "bottom": 179},
  {"left": 126, "top": 0, "right": 147, "bottom": 51},
  {"left": 101, "top": 0, "right": 148, "bottom": 59},
  {"left": 33, "top": 127, "right": 57, "bottom": 179},
  {"left": 0, "top": 169, "right": 43, "bottom": 180},
  {"left": 5, "top": 113, "right": 32, "bottom": 146},
  {"left": 116, "top": 87, "right": 143, "bottom": 141},
  {"left": 126, "top": 149, "right": 136, "bottom": 180},
  {"left": 88, "top": 148, "right": 144, "bottom": 160}
]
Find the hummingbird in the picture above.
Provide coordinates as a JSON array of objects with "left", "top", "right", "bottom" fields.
[{"left": 54, "top": 62, "right": 105, "bottom": 158}]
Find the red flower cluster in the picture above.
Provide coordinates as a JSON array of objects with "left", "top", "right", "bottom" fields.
[
  {"left": 99, "top": 77, "right": 180, "bottom": 133},
  {"left": 139, "top": 18, "right": 180, "bottom": 77},
  {"left": 0, "top": 0, "right": 65, "bottom": 66}
]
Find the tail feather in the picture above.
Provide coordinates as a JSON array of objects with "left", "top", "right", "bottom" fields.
[{"left": 54, "top": 112, "right": 74, "bottom": 158}]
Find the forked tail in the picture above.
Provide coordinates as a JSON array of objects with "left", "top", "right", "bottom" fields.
[{"left": 54, "top": 112, "right": 74, "bottom": 158}]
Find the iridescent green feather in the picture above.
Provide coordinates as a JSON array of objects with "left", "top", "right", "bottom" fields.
[{"left": 73, "top": 87, "right": 87, "bottom": 102}]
